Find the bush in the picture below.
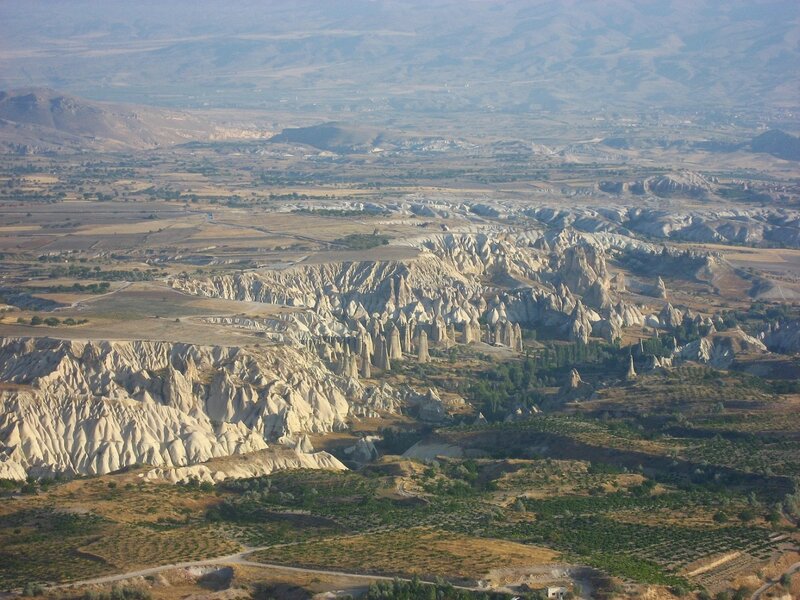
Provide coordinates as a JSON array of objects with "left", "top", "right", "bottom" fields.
[
  {"left": 738, "top": 509, "right": 755, "bottom": 522},
  {"left": 21, "top": 583, "right": 44, "bottom": 597},
  {"left": 731, "top": 587, "right": 752, "bottom": 600},
  {"left": 334, "top": 233, "right": 391, "bottom": 250},
  {"left": 670, "top": 583, "right": 690, "bottom": 597},
  {"left": 81, "top": 586, "right": 151, "bottom": 600}
]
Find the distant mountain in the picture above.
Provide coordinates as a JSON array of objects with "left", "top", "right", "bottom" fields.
[
  {"left": 0, "top": 88, "right": 217, "bottom": 153},
  {"left": 0, "top": 1, "right": 796, "bottom": 116},
  {"left": 750, "top": 130, "right": 800, "bottom": 162}
]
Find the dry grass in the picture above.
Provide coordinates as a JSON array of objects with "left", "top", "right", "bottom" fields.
[
  {"left": 80, "top": 523, "right": 239, "bottom": 571},
  {"left": 75, "top": 218, "right": 202, "bottom": 236},
  {"left": 251, "top": 527, "right": 558, "bottom": 582},
  {"left": 0, "top": 473, "right": 221, "bottom": 527},
  {"left": 0, "top": 474, "right": 240, "bottom": 587},
  {"left": 0, "top": 281, "right": 300, "bottom": 345},
  {"left": 494, "top": 458, "right": 646, "bottom": 500}
]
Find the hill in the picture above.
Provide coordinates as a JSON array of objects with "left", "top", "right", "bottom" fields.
[
  {"left": 750, "top": 129, "right": 800, "bottom": 161},
  {"left": 0, "top": 88, "right": 218, "bottom": 152},
  {"left": 268, "top": 122, "right": 390, "bottom": 153},
  {"left": 0, "top": 1, "right": 796, "bottom": 116}
]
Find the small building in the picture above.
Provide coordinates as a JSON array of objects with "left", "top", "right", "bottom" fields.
[{"left": 547, "top": 587, "right": 569, "bottom": 600}]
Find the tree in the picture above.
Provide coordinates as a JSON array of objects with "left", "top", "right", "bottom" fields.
[
  {"left": 732, "top": 587, "right": 752, "bottom": 600},
  {"left": 738, "top": 509, "right": 755, "bottom": 522}
]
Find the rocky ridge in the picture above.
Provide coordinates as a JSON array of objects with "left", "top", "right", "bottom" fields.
[
  {"left": 170, "top": 230, "right": 666, "bottom": 346},
  {"left": 0, "top": 337, "right": 387, "bottom": 480}
]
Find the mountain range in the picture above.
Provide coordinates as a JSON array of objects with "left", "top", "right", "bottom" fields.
[{"left": 1, "top": 0, "right": 797, "bottom": 116}]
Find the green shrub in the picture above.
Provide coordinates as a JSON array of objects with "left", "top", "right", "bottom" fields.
[{"left": 21, "top": 583, "right": 44, "bottom": 597}]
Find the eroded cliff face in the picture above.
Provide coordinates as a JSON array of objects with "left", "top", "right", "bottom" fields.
[
  {"left": 406, "top": 200, "right": 800, "bottom": 248},
  {"left": 169, "top": 230, "right": 651, "bottom": 345},
  {"left": 1, "top": 230, "right": 767, "bottom": 482},
  {"left": 0, "top": 337, "right": 379, "bottom": 480},
  {"left": 170, "top": 230, "right": 768, "bottom": 375},
  {"left": 144, "top": 446, "right": 346, "bottom": 484},
  {"left": 761, "top": 319, "right": 800, "bottom": 354},
  {"left": 676, "top": 329, "right": 767, "bottom": 369}
]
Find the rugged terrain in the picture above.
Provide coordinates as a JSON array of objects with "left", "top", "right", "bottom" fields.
[{"left": 0, "top": 2, "right": 798, "bottom": 595}]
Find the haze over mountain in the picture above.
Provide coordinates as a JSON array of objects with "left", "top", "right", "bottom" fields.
[
  {"left": 0, "top": 86, "right": 286, "bottom": 154},
  {"left": 750, "top": 129, "right": 800, "bottom": 161},
  {"left": 1, "top": 0, "right": 797, "bottom": 118},
  {"left": 0, "top": 88, "right": 224, "bottom": 152}
]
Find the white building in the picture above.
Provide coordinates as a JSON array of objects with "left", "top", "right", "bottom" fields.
[{"left": 547, "top": 587, "right": 569, "bottom": 600}]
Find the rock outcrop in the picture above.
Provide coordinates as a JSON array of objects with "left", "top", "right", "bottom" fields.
[
  {"left": 676, "top": 329, "right": 767, "bottom": 369},
  {"left": 0, "top": 336, "right": 392, "bottom": 479},
  {"left": 761, "top": 320, "right": 800, "bottom": 354},
  {"left": 145, "top": 447, "right": 346, "bottom": 484},
  {"left": 417, "top": 329, "right": 430, "bottom": 363},
  {"left": 626, "top": 355, "right": 637, "bottom": 380},
  {"left": 169, "top": 229, "right": 741, "bottom": 379},
  {"left": 560, "top": 368, "right": 593, "bottom": 401}
]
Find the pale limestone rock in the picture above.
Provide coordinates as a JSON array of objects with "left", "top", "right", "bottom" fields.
[
  {"left": 513, "top": 323, "right": 524, "bottom": 351},
  {"left": 463, "top": 322, "right": 474, "bottom": 344},
  {"left": 146, "top": 447, "right": 345, "bottom": 484},
  {"left": 655, "top": 276, "right": 668, "bottom": 299},
  {"left": 417, "top": 329, "right": 430, "bottom": 363},
  {"left": 676, "top": 329, "right": 766, "bottom": 369},
  {"left": 344, "top": 437, "right": 379, "bottom": 463},
  {"left": 626, "top": 355, "right": 637, "bottom": 380},
  {"left": 0, "top": 336, "right": 392, "bottom": 480},
  {"left": 360, "top": 342, "right": 372, "bottom": 379},
  {"left": 659, "top": 303, "right": 683, "bottom": 329},
  {"left": 388, "top": 325, "right": 403, "bottom": 360}
]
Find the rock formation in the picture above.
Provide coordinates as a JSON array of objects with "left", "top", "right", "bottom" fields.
[
  {"left": 676, "top": 330, "right": 767, "bottom": 369},
  {"left": 145, "top": 447, "right": 346, "bottom": 484},
  {"left": 388, "top": 324, "right": 403, "bottom": 360},
  {"left": 626, "top": 355, "right": 637, "bottom": 380},
  {"left": 360, "top": 342, "right": 372, "bottom": 379},
  {"left": 654, "top": 277, "right": 668, "bottom": 299},
  {"left": 0, "top": 336, "right": 393, "bottom": 480},
  {"left": 659, "top": 303, "right": 683, "bottom": 329},
  {"left": 417, "top": 329, "right": 430, "bottom": 363},
  {"left": 762, "top": 320, "right": 800, "bottom": 354}
]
